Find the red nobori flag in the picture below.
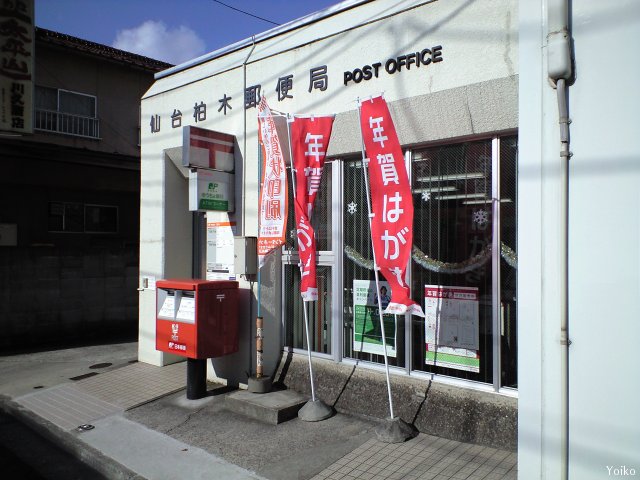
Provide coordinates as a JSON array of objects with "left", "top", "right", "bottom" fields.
[
  {"left": 290, "top": 115, "right": 335, "bottom": 301},
  {"left": 257, "top": 97, "right": 288, "bottom": 268},
  {"left": 359, "top": 96, "right": 424, "bottom": 317}
]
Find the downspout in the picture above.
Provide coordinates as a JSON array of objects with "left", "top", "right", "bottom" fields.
[{"left": 547, "top": 1, "right": 573, "bottom": 478}]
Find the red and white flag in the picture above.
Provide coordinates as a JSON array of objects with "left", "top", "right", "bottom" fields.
[
  {"left": 257, "top": 97, "right": 288, "bottom": 268},
  {"left": 290, "top": 115, "right": 335, "bottom": 301},
  {"left": 359, "top": 96, "right": 424, "bottom": 317}
]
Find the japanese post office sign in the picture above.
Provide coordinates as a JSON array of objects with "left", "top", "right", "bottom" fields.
[
  {"left": 182, "top": 125, "right": 235, "bottom": 172},
  {"left": 189, "top": 168, "right": 235, "bottom": 212}
]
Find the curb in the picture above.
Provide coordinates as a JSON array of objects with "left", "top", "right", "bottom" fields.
[{"left": 0, "top": 394, "right": 145, "bottom": 480}]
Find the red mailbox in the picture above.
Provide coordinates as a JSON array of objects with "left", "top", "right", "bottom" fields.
[{"left": 156, "top": 279, "right": 239, "bottom": 359}]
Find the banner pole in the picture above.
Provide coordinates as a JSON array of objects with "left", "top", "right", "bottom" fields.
[
  {"left": 357, "top": 99, "right": 395, "bottom": 421},
  {"left": 286, "top": 115, "right": 318, "bottom": 403},
  {"left": 302, "top": 302, "right": 317, "bottom": 401},
  {"left": 257, "top": 140, "right": 262, "bottom": 320}
]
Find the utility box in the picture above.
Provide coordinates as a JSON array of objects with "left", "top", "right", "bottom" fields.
[
  {"left": 156, "top": 279, "right": 239, "bottom": 359},
  {"left": 234, "top": 236, "right": 257, "bottom": 276}
]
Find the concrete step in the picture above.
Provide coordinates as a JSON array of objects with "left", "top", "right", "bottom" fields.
[{"left": 225, "top": 389, "right": 307, "bottom": 425}]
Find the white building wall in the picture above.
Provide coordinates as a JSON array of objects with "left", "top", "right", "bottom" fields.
[
  {"left": 568, "top": 1, "right": 640, "bottom": 477},
  {"left": 519, "top": 0, "right": 640, "bottom": 478},
  {"left": 139, "top": 0, "right": 517, "bottom": 383}
]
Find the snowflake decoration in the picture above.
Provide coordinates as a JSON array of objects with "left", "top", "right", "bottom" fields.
[
  {"left": 347, "top": 201, "right": 358, "bottom": 215},
  {"left": 421, "top": 191, "right": 431, "bottom": 202},
  {"left": 472, "top": 209, "right": 489, "bottom": 227}
]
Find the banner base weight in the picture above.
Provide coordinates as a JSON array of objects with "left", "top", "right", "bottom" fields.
[
  {"left": 375, "top": 417, "right": 418, "bottom": 443},
  {"left": 298, "top": 399, "right": 333, "bottom": 422}
]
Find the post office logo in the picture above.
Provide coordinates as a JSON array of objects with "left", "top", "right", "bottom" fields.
[{"left": 171, "top": 323, "right": 179, "bottom": 341}]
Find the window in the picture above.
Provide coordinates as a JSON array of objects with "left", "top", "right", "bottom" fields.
[
  {"left": 35, "top": 86, "right": 99, "bottom": 138},
  {"left": 85, "top": 204, "right": 119, "bottom": 233},
  {"left": 410, "top": 136, "right": 517, "bottom": 389},
  {"left": 342, "top": 159, "right": 406, "bottom": 368},
  {"left": 411, "top": 140, "right": 494, "bottom": 383},
  {"left": 48, "top": 202, "right": 118, "bottom": 233},
  {"left": 282, "top": 135, "right": 518, "bottom": 391}
]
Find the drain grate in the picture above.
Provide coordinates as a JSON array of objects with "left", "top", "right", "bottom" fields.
[
  {"left": 89, "top": 362, "right": 113, "bottom": 369},
  {"left": 69, "top": 372, "right": 100, "bottom": 381}
]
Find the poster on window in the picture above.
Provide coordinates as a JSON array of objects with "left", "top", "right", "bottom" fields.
[
  {"left": 424, "top": 285, "right": 480, "bottom": 372},
  {"left": 353, "top": 279, "right": 396, "bottom": 357},
  {"left": 206, "top": 216, "right": 236, "bottom": 280}
]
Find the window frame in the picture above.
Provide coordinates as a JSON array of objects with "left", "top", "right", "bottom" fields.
[
  {"left": 48, "top": 201, "right": 118, "bottom": 234},
  {"left": 34, "top": 86, "right": 100, "bottom": 139},
  {"left": 57, "top": 88, "right": 98, "bottom": 118}
]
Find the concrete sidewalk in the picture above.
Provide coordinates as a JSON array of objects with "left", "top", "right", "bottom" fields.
[{"left": 0, "top": 343, "right": 517, "bottom": 479}]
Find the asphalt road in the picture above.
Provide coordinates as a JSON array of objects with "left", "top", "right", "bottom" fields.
[{"left": 0, "top": 411, "right": 106, "bottom": 480}]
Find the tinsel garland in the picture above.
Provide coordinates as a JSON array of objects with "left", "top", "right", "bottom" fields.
[
  {"left": 500, "top": 243, "right": 517, "bottom": 268},
  {"left": 411, "top": 244, "right": 491, "bottom": 274},
  {"left": 343, "top": 242, "right": 517, "bottom": 273}
]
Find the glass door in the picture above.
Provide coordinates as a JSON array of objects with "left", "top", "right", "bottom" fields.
[{"left": 283, "top": 162, "right": 336, "bottom": 356}]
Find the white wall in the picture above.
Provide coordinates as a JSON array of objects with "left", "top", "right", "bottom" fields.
[
  {"left": 139, "top": 0, "right": 517, "bottom": 382},
  {"left": 568, "top": 1, "right": 640, "bottom": 477},
  {"left": 518, "top": 1, "right": 640, "bottom": 478}
]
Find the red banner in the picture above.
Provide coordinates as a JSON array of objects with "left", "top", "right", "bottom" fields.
[
  {"left": 290, "top": 115, "right": 335, "bottom": 301},
  {"left": 359, "top": 96, "right": 424, "bottom": 317},
  {"left": 257, "top": 97, "right": 288, "bottom": 268}
]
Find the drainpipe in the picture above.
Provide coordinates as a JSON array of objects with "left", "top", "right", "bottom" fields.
[{"left": 547, "top": 0, "right": 573, "bottom": 478}]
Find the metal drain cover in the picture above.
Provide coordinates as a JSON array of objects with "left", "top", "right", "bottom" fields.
[{"left": 89, "top": 362, "right": 113, "bottom": 369}]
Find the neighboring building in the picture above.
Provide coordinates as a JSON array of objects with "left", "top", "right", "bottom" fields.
[
  {"left": 139, "top": 0, "right": 640, "bottom": 478},
  {"left": 0, "top": 28, "right": 171, "bottom": 349}
]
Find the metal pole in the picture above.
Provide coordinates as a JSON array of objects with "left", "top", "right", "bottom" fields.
[
  {"left": 256, "top": 316, "right": 264, "bottom": 378},
  {"left": 186, "top": 358, "right": 207, "bottom": 399},
  {"left": 302, "top": 302, "right": 317, "bottom": 401},
  {"left": 256, "top": 123, "right": 263, "bottom": 379},
  {"left": 286, "top": 114, "right": 318, "bottom": 402},
  {"left": 187, "top": 211, "right": 207, "bottom": 400},
  {"left": 357, "top": 98, "right": 395, "bottom": 420}
]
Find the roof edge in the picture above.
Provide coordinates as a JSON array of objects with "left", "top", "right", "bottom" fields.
[{"left": 36, "top": 27, "right": 173, "bottom": 72}]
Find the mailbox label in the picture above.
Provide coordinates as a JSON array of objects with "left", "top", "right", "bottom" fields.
[{"left": 156, "top": 319, "right": 196, "bottom": 357}]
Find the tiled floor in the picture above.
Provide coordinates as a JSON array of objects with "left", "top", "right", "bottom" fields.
[
  {"left": 15, "top": 361, "right": 187, "bottom": 431},
  {"left": 311, "top": 435, "right": 517, "bottom": 480},
  {"left": 16, "top": 383, "right": 122, "bottom": 431},
  {"left": 75, "top": 361, "right": 186, "bottom": 409}
]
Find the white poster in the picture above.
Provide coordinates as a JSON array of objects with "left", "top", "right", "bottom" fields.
[
  {"left": 158, "top": 295, "right": 175, "bottom": 319},
  {"left": 176, "top": 296, "right": 196, "bottom": 323},
  {"left": 206, "top": 216, "right": 236, "bottom": 280},
  {"left": 424, "top": 285, "right": 480, "bottom": 373}
]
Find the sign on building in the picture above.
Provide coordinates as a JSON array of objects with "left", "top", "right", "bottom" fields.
[
  {"left": 182, "top": 125, "right": 235, "bottom": 172},
  {"left": 189, "top": 168, "right": 234, "bottom": 212},
  {"left": 0, "top": 0, "right": 34, "bottom": 135}
]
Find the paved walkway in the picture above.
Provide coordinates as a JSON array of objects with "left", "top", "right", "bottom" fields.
[
  {"left": 313, "top": 436, "right": 517, "bottom": 480},
  {"left": 0, "top": 343, "right": 517, "bottom": 479}
]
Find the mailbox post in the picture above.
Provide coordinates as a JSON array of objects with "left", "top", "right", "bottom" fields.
[{"left": 156, "top": 279, "right": 239, "bottom": 399}]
